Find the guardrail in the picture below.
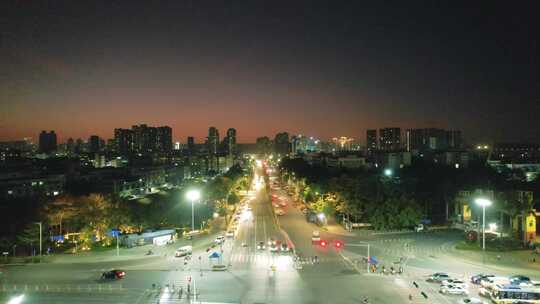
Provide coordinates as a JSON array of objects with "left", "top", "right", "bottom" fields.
[{"left": 1, "top": 283, "right": 125, "bottom": 293}]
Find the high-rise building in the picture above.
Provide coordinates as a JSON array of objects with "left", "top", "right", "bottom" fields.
[
  {"left": 156, "top": 126, "right": 173, "bottom": 152},
  {"left": 115, "top": 124, "right": 172, "bottom": 155},
  {"left": 379, "top": 128, "right": 401, "bottom": 151},
  {"left": 89, "top": 135, "right": 101, "bottom": 153},
  {"left": 187, "top": 137, "right": 195, "bottom": 154},
  {"left": 38, "top": 130, "right": 57, "bottom": 154},
  {"left": 405, "top": 128, "right": 462, "bottom": 151},
  {"left": 224, "top": 128, "right": 237, "bottom": 156},
  {"left": 114, "top": 128, "right": 134, "bottom": 155},
  {"left": 366, "top": 129, "right": 378, "bottom": 153},
  {"left": 274, "top": 132, "right": 290, "bottom": 155},
  {"left": 207, "top": 127, "right": 220, "bottom": 155}
]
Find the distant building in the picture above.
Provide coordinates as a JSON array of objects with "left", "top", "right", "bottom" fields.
[
  {"left": 38, "top": 130, "right": 57, "bottom": 154},
  {"left": 366, "top": 129, "right": 378, "bottom": 154},
  {"left": 89, "top": 135, "right": 101, "bottom": 153},
  {"left": 114, "top": 124, "right": 172, "bottom": 155},
  {"left": 224, "top": 128, "right": 237, "bottom": 156},
  {"left": 291, "top": 135, "right": 320, "bottom": 155},
  {"left": 274, "top": 132, "right": 290, "bottom": 155},
  {"left": 405, "top": 128, "right": 462, "bottom": 152},
  {"left": 187, "top": 137, "right": 195, "bottom": 154},
  {"left": 256, "top": 136, "right": 272, "bottom": 155},
  {"left": 114, "top": 128, "right": 134, "bottom": 155},
  {"left": 207, "top": 127, "right": 220, "bottom": 155},
  {"left": 332, "top": 137, "right": 354, "bottom": 152},
  {"left": 379, "top": 128, "right": 401, "bottom": 151}
]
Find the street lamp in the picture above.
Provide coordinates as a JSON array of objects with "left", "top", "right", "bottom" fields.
[
  {"left": 186, "top": 190, "right": 201, "bottom": 232},
  {"left": 475, "top": 198, "right": 492, "bottom": 256},
  {"left": 384, "top": 168, "right": 393, "bottom": 177}
]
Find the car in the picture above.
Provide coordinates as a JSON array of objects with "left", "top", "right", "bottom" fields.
[
  {"left": 470, "top": 274, "right": 494, "bottom": 284},
  {"left": 441, "top": 279, "right": 468, "bottom": 289},
  {"left": 280, "top": 243, "right": 289, "bottom": 252},
  {"left": 509, "top": 275, "right": 531, "bottom": 285},
  {"left": 175, "top": 245, "right": 192, "bottom": 257},
  {"left": 101, "top": 269, "right": 125, "bottom": 280},
  {"left": 269, "top": 243, "right": 279, "bottom": 252},
  {"left": 215, "top": 236, "right": 225, "bottom": 245},
  {"left": 257, "top": 241, "right": 265, "bottom": 250},
  {"left": 458, "top": 297, "right": 486, "bottom": 304},
  {"left": 428, "top": 272, "right": 450, "bottom": 282},
  {"left": 226, "top": 231, "right": 235, "bottom": 238},
  {"left": 478, "top": 287, "right": 490, "bottom": 298},
  {"left": 415, "top": 223, "right": 428, "bottom": 232},
  {"left": 312, "top": 231, "right": 321, "bottom": 242},
  {"left": 241, "top": 242, "right": 248, "bottom": 247},
  {"left": 440, "top": 284, "right": 468, "bottom": 295}
]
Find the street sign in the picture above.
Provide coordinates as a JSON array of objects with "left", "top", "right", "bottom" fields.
[
  {"left": 50, "top": 235, "right": 65, "bottom": 242},
  {"left": 108, "top": 229, "right": 120, "bottom": 238}
]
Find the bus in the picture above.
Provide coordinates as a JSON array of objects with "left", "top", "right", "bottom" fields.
[{"left": 490, "top": 284, "right": 540, "bottom": 303}]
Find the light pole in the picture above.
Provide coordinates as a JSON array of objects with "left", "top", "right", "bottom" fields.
[
  {"left": 35, "top": 222, "right": 42, "bottom": 258},
  {"left": 186, "top": 190, "right": 201, "bottom": 232},
  {"left": 475, "top": 198, "right": 492, "bottom": 263}
]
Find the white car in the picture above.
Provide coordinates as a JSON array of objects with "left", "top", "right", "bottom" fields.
[
  {"left": 226, "top": 231, "right": 235, "bottom": 238},
  {"left": 175, "top": 245, "right": 192, "bottom": 257},
  {"left": 440, "top": 284, "right": 468, "bottom": 295},
  {"left": 442, "top": 279, "right": 468, "bottom": 289},
  {"left": 257, "top": 241, "right": 265, "bottom": 250},
  {"left": 458, "top": 298, "right": 486, "bottom": 304}
]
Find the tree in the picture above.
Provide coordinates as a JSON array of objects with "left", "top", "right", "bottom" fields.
[{"left": 17, "top": 223, "right": 41, "bottom": 255}]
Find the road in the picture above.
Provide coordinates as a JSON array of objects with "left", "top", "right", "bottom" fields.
[{"left": 4, "top": 162, "right": 539, "bottom": 304}]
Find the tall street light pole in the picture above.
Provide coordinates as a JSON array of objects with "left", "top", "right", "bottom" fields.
[
  {"left": 35, "top": 222, "right": 42, "bottom": 258},
  {"left": 475, "top": 198, "right": 492, "bottom": 264},
  {"left": 186, "top": 190, "right": 201, "bottom": 232}
]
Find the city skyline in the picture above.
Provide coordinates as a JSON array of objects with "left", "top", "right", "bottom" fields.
[{"left": 1, "top": 2, "right": 539, "bottom": 144}]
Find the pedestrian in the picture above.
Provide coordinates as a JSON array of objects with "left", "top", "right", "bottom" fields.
[{"left": 409, "top": 294, "right": 413, "bottom": 301}]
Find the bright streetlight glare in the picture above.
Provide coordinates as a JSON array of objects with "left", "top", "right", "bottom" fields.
[
  {"left": 8, "top": 295, "right": 25, "bottom": 304},
  {"left": 317, "top": 213, "right": 325, "bottom": 220},
  {"left": 384, "top": 169, "right": 393, "bottom": 176},
  {"left": 475, "top": 198, "right": 492, "bottom": 207},
  {"left": 186, "top": 189, "right": 201, "bottom": 201}
]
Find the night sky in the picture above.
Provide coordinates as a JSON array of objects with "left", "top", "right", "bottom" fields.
[{"left": 1, "top": 1, "right": 539, "bottom": 144}]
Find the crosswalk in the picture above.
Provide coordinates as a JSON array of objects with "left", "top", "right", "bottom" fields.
[{"left": 371, "top": 238, "right": 451, "bottom": 259}]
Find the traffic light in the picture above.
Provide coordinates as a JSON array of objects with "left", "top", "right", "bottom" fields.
[
  {"left": 320, "top": 240, "right": 327, "bottom": 247},
  {"left": 334, "top": 240, "right": 343, "bottom": 249}
]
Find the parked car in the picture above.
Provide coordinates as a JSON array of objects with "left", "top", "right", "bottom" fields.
[
  {"left": 428, "top": 272, "right": 450, "bottom": 282},
  {"left": 280, "top": 243, "right": 289, "bottom": 252},
  {"left": 440, "top": 284, "right": 468, "bottom": 295},
  {"left": 226, "top": 231, "right": 235, "bottom": 238},
  {"left": 257, "top": 241, "right": 265, "bottom": 250},
  {"left": 101, "top": 269, "right": 125, "bottom": 280}
]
